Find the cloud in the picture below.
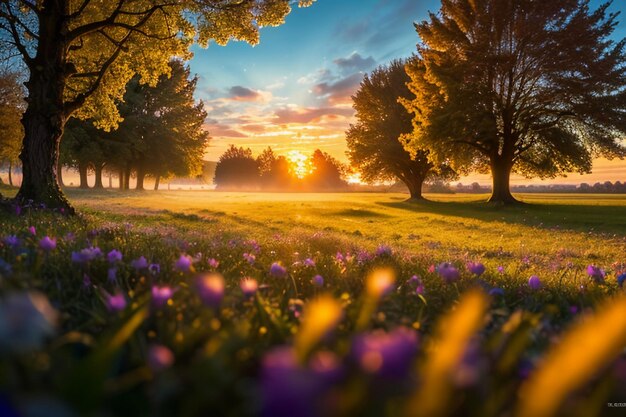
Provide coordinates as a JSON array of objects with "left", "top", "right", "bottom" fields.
[
  {"left": 204, "top": 122, "right": 248, "bottom": 138},
  {"left": 227, "top": 86, "right": 272, "bottom": 102},
  {"left": 312, "top": 73, "right": 364, "bottom": 104},
  {"left": 333, "top": 52, "right": 376, "bottom": 73},
  {"left": 274, "top": 106, "right": 354, "bottom": 124}
]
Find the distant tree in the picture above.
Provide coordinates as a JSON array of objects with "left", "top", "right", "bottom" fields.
[
  {"left": 257, "top": 147, "right": 292, "bottom": 190},
  {"left": 305, "top": 149, "right": 347, "bottom": 190},
  {"left": 214, "top": 145, "right": 260, "bottom": 189},
  {"left": 0, "top": 0, "right": 316, "bottom": 210},
  {"left": 347, "top": 59, "right": 453, "bottom": 199},
  {"left": 0, "top": 70, "right": 24, "bottom": 187},
  {"left": 403, "top": 0, "right": 626, "bottom": 204}
]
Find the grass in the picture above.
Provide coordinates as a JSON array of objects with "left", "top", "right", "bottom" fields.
[{"left": 0, "top": 189, "right": 625, "bottom": 416}]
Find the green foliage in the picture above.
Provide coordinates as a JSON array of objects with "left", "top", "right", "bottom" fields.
[
  {"left": 213, "top": 145, "right": 260, "bottom": 189},
  {"left": 0, "top": 70, "right": 23, "bottom": 166}
]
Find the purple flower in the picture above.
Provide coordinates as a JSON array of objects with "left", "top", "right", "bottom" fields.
[
  {"left": 569, "top": 305, "right": 579, "bottom": 315},
  {"left": 107, "top": 249, "right": 122, "bottom": 264},
  {"left": 528, "top": 275, "right": 541, "bottom": 290},
  {"left": 408, "top": 275, "right": 424, "bottom": 295},
  {"left": 312, "top": 275, "right": 324, "bottom": 287},
  {"left": 174, "top": 254, "right": 193, "bottom": 273},
  {"left": 375, "top": 245, "right": 393, "bottom": 257},
  {"left": 586, "top": 265, "right": 606, "bottom": 283},
  {"left": 489, "top": 288, "right": 504, "bottom": 297},
  {"left": 438, "top": 262, "right": 460, "bottom": 284},
  {"left": 105, "top": 291, "right": 127, "bottom": 312},
  {"left": 467, "top": 262, "right": 486, "bottom": 276},
  {"left": 270, "top": 262, "right": 287, "bottom": 278},
  {"left": 618, "top": 273, "right": 626, "bottom": 288},
  {"left": 148, "top": 345, "right": 174, "bottom": 372},
  {"left": 130, "top": 256, "right": 149, "bottom": 270},
  {"left": 151, "top": 285, "right": 175, "bottom": 308},
  {"left": 352, "top": 327, "right": 419, "bottom": 378},
  {"left": 14, "top": 204, "right": 21, "bottom": 216},
  {"left": 335, "top": 252, "right": 345, "bottom": 263},
  {"left": 71, "top": 246, "right": 102, "bottom": 264},
  {"left": 208, "top": 258, "right": 220, "bottom": 269},
  {"left": 497, "top": 266, "right": 505, "bottom": 274},
  {"left": 28, "top": 226, "right": 36, "bottom": 236},
  {"left": 240, "top": 278, "right": 259, "bottom": 298},
  {"left": 148, "top": 263, "right": 160, "bottom": 275},
  {"left": 243, "top": 253, "right": 256, "bottom": 265},
  {"left": 107, "top": 267, "right": 117, "bottom": 282},
  {"left": 196, "top": 273, "right": 225, "bottom": 308},
  {"left": 304, "top": 258, "right": 316, "bottom": 267},
  {"left": 3, "top": 235, "right": 20, "bottom": 247}
]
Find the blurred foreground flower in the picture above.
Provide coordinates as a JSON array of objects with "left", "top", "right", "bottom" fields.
[
  {"left": 0, "top": 292, "right": 58, "bottom": 351},
  {"left": 130, "top": 256, "right": 149, "bottom": 270},
  {"left": 438, "top": 263, "right": 460, "bottom": 284},
  {"left": 270, "top": 262, "right": 287, "bottom": 278},
  {"left": 356, "top": 268, "right": 396, "bottom": 331},
  {"left": 240, "top": 278, "right": 258, "bottom": 298},
  {"left": 38, "top": 236, "right": 56, "bottom": 252},
  {"left": 528, "top": 275, "right": 541, "bottom": 290},
  {"left": 174, "top": 254, "right": 193, "bottom": 273},
  {"left": 295, "top": 295, "right": 343, "bottom": 362},
  {"left": 148, "top": 344, "right": 174, "bottom": 372},
  {"left": 352, "top": 326, "right": 418, "bottom": 378},
  {"left": 586, "top": 265, "right": 606, "bottom": 283},
  {"left": 466, "top": 262, "right": 485, "bottom": 276},
  {"left": 196, "top": 273, "right": 225, "bottom": 308},
  {"left": 151, "top": 286, "right": 176, "bottom": 308},
  {"left": 516, "top": 295, "right": 626, "bottom": 417}
]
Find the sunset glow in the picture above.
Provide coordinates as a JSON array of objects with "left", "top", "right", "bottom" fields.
[{"left": 287, "top": 150, "right": 314, "bottom": 179}]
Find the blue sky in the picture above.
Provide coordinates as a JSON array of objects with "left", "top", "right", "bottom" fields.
[{"left": 189, "top": 0, "right": 626, "bottom": 184}]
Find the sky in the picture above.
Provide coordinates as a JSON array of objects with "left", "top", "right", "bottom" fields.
[{"left": 189, "top": 0, "right": 626, "bottom": 185}]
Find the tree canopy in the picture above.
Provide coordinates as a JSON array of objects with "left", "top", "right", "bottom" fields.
[
  {"left": 346, "top": 59, "right": 453, "bottom": 199},
  {"left": 0, "top": 0, "right": 316, "bottom": 210},
  {"left": 402, "top": 0, "right": 626, "bottom": 203},
  {"left": 0, "top": 69, "right": 23, "bottom": 186}
]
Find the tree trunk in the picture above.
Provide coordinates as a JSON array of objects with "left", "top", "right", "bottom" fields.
[
  {"left": 124, "top": 165, "right": 131, "bottom": 190},
  {"left": 16, "top": 4, "right": 73, "bottom": 212},
  {"left": 136, "top": 166, "right": 145, "bottom": 190},
  {"left": 8, "top": 161, "right": 13, "bottom": 187},
  {"left": 118, "top": 168, "right": 125, "bottom": 190},
  {"left": 154, "top": 174, "right": 160, "bottom": 191},
  {"left": 78, "top": 163, "right": 89, "bottom": 189},
  {"left": 57, "top": 160, "right": 64, "bottom": 187},
  {"left": 406, "top": 176, "right": 425, "bottom": 200},
  {"left": 488, "top": 158, "right": 517, "bottom": 204},
  {"left": 94, "top": 164, "right": 104, "bottom": 189}
]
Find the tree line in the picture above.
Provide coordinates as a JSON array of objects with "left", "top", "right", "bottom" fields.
[{"left": 213, "top": 146, "right": 348, "bottom": 191}]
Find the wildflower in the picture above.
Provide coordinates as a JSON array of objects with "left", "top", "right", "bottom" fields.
[
  {"left": 366, "top": 268, "right": 395, "bottom": 298},
  {"left": 0, "top": 292, "right": 57, "bottom": 351},
  {"left": 408, "top": 275, "right": 424, "bottom": 295},
  {"left": 240, "top": 278, "right": 258, "bottom": 298},
  {"left": 352, "top": 327, "right": 418, "bottom": 378},
  {"left": 304, "top": 258, "right": 316, "bottom": 267},
  {"left": 148, "top": 263, "right": 160, "bottom": 275},
  {"left": 174, "top": 254, "right": 193, "bottom": 273},
  {"left": 270, "top": 262, "right": 287, "bottom": 278},
  {"left": 489, "top": 288, "right": 505, "bottom": 297},
  {"left": 497, "top": 266, "right": 505, "bottom": 274},
  {"left": 107, "top": 267, "right": 117, "bottom": 282},
  {"left": 528, "top": 275, "right": 542, "bottom": 290},
  {"left": 208, "top": 258, "right": 219, "bottom": 269},
  {"left": 243, "top": 253, "right": 256, "bottom": 265},
  {"left": 375, "top": 245, "right": 393, "bottom": 257},
  {"left": 107, "top": 249, "right": 122, "bottom": 264},
  {"left": 151, "top": 285, "right": 175, "bottom": 308},
  {"left": 428, "top": 264, "right": 436, "bottom": 273},
  {"left": 586, "top": 265, "right": 606, "bottom": 283},
  {"left": 148, "top": 345, "right": 174, "bottom": 372},
  {"left": 3, "top": 235, "right": 19, "bottom": 247},
  {"left": 130, "top": 256, "right": 149, "bottom": 270},
  {"left": 196, "top": 273, "right": 225, "bottom": 308},
  {"left": 104, "top": 291, "right": 127, "bottom": 312},
  {"left": 28, "top": 226, "right": 36, "bottom": 236},
  {"left": 335, "top": 252, "right": 345, "bottom": 263},
  {"left": 71, "top": 246, "right": 102, "bottom": 264},
  {"left": 467, "top": 262, "right": 486, "bottom": 276},
  {"left": 289, "top": 299, "right": 305, "bottom": 318},
  {"left": 617, "top": 273, "right": 626, "bottom": 288},
  {"left": 312, "top": 275, "right": 324, "bottom": 287},
  {"left": 438, "top": 262, "right": 460, "bottom": 284}
]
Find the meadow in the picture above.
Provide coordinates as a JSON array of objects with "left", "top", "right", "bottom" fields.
[{"left": 1, "top": 189, "right": 625, "bottom": 417}]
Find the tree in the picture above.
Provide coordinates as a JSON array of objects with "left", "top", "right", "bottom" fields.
[
  {"left": 213, "top": 145, "right": 260, "bottom": 189},
  {"left": 305, "top": 149, "right": 347, "bottom": 190},
  {"left": 0, "top": 69, "right": 24, "bottom": 187},
  {"left": 0, "top": 0, "right": 316, "bottom": 211},
  {"left": 257, "top": 147, "right": 292, "bottom": 190},
  {"left": 346, "top": 59, "right": 454, "bottom": 200},
  {"left": 403, "top": 0, "right": 626, "bottom": 203}
]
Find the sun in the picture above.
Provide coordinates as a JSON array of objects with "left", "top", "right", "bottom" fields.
[{"left": 287, "top": 150, "right": 314, "bottom": 179}]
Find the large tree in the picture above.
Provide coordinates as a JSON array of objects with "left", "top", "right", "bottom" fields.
[
  {"left": 213, "top": 145, "right": 260, "bottom": 189},
  {"left": 403, "top": 0, "right": 626, "bottom": 203},
  {"left": 0, "top": 0, "right": 315, "bottom": 211},
  {"left": 346, "top": 59, "right": 454, "bottom": 200}
]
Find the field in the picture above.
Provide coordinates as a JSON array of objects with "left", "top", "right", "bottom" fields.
[{"left": 1, "top": 189, "right": 626, "bottom": 417}]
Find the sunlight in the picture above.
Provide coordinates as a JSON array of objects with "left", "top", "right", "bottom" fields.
[{"left": 287, "top": 150, "right": 314, "bottom": 179}]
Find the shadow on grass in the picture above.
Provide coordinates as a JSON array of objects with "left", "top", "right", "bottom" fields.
[{"left": 378, "top": 198, "right": 626, "bottom": 235}]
